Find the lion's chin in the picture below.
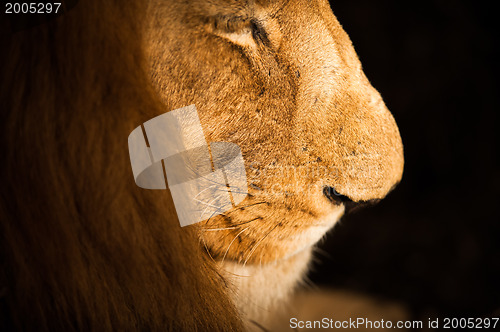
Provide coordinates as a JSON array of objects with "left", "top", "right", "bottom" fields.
[
  {"left": 201, "top": 205, "right": 344, "bottom": 265},
  {"left": 278, "top": 207, "right": 345, "bottom": 261},
  {"left": 236, "top": 206, "right": 345, "bottom": 265}
]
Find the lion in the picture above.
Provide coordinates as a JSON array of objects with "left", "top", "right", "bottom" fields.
[{"left": 0, "top": 0, "right": 403, "bottom": 331}]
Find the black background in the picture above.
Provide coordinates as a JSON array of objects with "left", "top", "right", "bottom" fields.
[{"left": 311, "top": 0, "right": 500, "bottom": 319}]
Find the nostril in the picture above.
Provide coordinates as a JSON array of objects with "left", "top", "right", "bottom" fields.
[
  {"left": 323, "top": 186, "right": 381, "bottom": 214},
  {"left": 323, "top": 186, "right": 353, "bottom": 205}
]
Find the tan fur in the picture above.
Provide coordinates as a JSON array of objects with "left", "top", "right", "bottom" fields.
[
  {"left": 221, "top": 248, "right": 314, "bottom": 330},
  {"left": 1, "top": 0, "right": 403, "bottom": 330}
]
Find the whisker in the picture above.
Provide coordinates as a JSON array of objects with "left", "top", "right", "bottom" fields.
[
  {"left": 199, "top": 196, "right": 225, "bottom": 220},
  {"left": 202, "top": 227, "right": 240, "bottom": 232},
  {"left": 250, "top": 183, "right": 263, "bottom": 191},
  {"left": 183, "top": 163, "right": 234, "bottom": 188},
  {"left": 199, "top": 202, "right": 232, "bottom": 227},
  {"left": 181, "top": 162, "right": 250, "bottom": 196},
  {"left": 243, "top": 223, "right": 280, "bottom": 267},
  {"left": 223, "top": 188, "right": 249, "bottom": 195},
  {"left": 221, "top": 227, "right": 250, "bottom": 264},
  {"left": 242, "top": 201, "right": 267, "bottom": 208},
  {"left": 204, "top": 203, "right": 234, "bottom": 222},
  {"left": 198, "top": 200, "right": 266, "bottom": 229},
  {"left": 193, "top": 184, "right": 219, "bottom": 200},
  {"left": 193, "top": 189, "right": 224, "bottom": 211},
  {"left": 229, "top": 217, "right": 262, "bottom": 227},
  {"left": 199, "top": 232, "right": 216, "bottom": 263},
  {"left": 227, "top": 201, "right": 267, "bottom": 214},
  {"left": 201, "top": 216, "right": 262, "bottom": 231}
]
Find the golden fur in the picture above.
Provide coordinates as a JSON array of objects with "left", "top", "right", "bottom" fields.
[{"left": 1, "top": 0, "right": 403, "bottom": 330}]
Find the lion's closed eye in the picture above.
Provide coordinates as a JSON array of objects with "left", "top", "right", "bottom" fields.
[{"left": 207, "top": 14, "right": 269, "bottom": 48}]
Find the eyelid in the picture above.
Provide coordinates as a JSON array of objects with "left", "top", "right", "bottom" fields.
[
  {"left": 208, "top": 14, "right": 271, "bottom": 49},
  {"left": 249, "top": 19, "right": 270, "bottom": 46},
  {"left": 211, "top": 14, "right": 252, "bottom": 34}
]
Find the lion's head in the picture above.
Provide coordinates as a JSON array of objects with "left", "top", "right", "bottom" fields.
[
  {"left": 147, "top": 0, "right": 404, "bottom": 264},
  {"left": 1, "top": 0, "right": 403, "bottom": 330}
]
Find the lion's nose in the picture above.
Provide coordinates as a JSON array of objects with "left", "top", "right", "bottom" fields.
[
  {"left": 323, "top": 186, "right": 352, "bottom": 205},
  {"left": 323, "top": 186, "right": 381, "bottom": 213}
]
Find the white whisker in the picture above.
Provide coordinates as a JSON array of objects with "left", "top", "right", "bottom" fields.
[
  {"left": 243, "top": 223, "right": 279, "bottom": 268},
  {"left": 222, "top": 227, "right": 250, "bottom": 264}
]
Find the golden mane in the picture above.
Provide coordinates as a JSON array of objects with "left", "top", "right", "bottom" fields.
[{"left": 0, "top": 1, "right": 242, "bottom": 330}]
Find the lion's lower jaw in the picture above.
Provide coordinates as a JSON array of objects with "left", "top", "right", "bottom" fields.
[{"left": 219, "top": 247, "right": 314, "bottom": 331}]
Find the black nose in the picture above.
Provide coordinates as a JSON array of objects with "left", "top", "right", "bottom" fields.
[
  {"left": 323, "top": 186, "right": 352, "bottom": 205},
  {"left": 323, "top": 186, "right": 380, "bottom": 214}
]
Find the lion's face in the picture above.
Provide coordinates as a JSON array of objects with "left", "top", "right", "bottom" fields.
[{"left": 147, "top": 0, "right": 404, "bottom": 264}]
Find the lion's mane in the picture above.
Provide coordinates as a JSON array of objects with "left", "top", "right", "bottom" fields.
[{"left": 0, "top": 1, "right": 242, "bottom": 330}]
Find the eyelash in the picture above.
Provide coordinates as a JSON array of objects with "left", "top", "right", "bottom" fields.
[
  {"left": 213, "top": 15, "right": 251, "bottom": 33},
  {"left": 249, "top": 20, "right": 270, "bottom": 45},
  {"left": 211, "top": 15, "right": 270, "bottom": 46}
]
